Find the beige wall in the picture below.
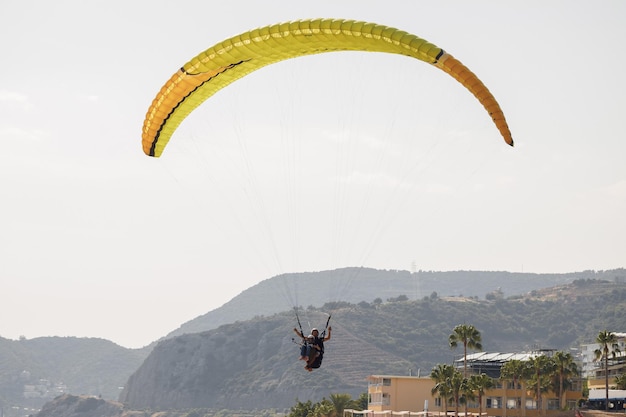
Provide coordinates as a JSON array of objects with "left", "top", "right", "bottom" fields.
[
  {"left": 587, "top": 377, "right": 616, "bottom": 390},
  {"left": 367, "top": 375, "right": 584, "bottom": 417},
  {"left": 368, "top": 376, "right": 436, "bottom": 412}
]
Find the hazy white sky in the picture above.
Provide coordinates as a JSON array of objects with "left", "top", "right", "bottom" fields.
[{"left": 1, "top": 1, "right": 624, "bottom": 349}]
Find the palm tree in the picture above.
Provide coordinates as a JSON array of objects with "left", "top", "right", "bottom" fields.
[
  {"left": 552, "top": 351, "right": 579, "bottom": 410},
  {"left": 313, "top": 398, "right": 334, "bottom": 417},
  {"left": 350, "top": 392, "right": 369, "bottom": 411},
  {"left": 449, "top": 324, "right": 483, "bottom": 377},
  {"left": 328, "top": 393, "right": 352, "bottom": 417},
  {"left": 614, "top": 374, "right": 626, "bottom": 390},
  {"left": 469, "top": 373, "right": 494, "bottom": 417},
  {"left": 594, "top": 330, "right": 622, "bottom": 411},
  {"left": 448, "top": 369, "right": 466, "bottom": 417},
  {"left": 289, "top": 399, "right": 316, "bottom": 417},
  {"left": 461, "top": 376, "right": 476, "bottom": 417},
  {"left": 431, "top": 364, "right": 455, "bottom": 415},
  {"left": 526, "top": 355, "right": 555, "bottom": 416},
  {"left": 500, "top": 359, "right": 529, "bottom": 417}
]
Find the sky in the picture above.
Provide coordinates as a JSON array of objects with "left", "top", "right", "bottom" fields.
[{"left": 1, "top": 1, "right": 624, "bottom": 349}]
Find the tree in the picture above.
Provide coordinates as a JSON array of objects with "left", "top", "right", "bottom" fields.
[
  {"left": 500, "top": 359, "right": 529, "bottom": 417},
  {"left": 329, "top": 393, "right": 353, "bottom": 417},
  {"left": 448, "top": 370, "right": 465, "bottom": 417},
  {"left": 352, "top": 392, "right": 369, "bottom": 411},
  {"left": 469, "top": 373, "right": 494, "bottom": 417},
  {"left": 460, "top": 375, "right": 475, "bottom": 417},
  {"left": 614, "top": 374, "right": 626, "bottom": 390},
  {"left": 552, "top": 351, "right": 579, "bottom": 409},
  {"left": 289, "top": 399, "right": 315, "bottom": 417},
  {"left": 431, "top": 364, "right": 455, "bottom": 414},
  {"left": 449, "top": 324, "right": 483, "bottom": 377},
  {"left": 594, "top": 330, "right": 622, "bottom": 411},
  {"left": 313, "top": 398, "right": 334, "bottom": 417},
  {"left": 289, "top": 394, "right": 362, "bottom": 417},
  {"left": 526, "top": 355, "right": 555, "bottom": 415},
  {"left": 387, "top": 294, "right": 409, "bottom": 302}
]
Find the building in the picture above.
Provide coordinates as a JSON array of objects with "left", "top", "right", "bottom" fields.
[
  {"left": 345, "top": 351, "right": 584, "bottom": 417},
  {"left": 580, "top": 332, "right": 626, "bottom": 389},
  {"left": 366, "top": 375, "right": 436, "bottom": 413}
]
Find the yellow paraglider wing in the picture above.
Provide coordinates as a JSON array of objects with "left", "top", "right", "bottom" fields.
[{"left": 142, "top": 19, "right": 513, "bottom": 157}]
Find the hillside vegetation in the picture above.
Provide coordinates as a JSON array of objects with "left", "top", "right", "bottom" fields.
[
  {"left": 166, "top": 268, "right": 625, "bottom": 339},
  {"left": 120, "top": 278, "right": 626, "bottom": 412},
  {"left": 1, "top": 268, "right": 623, "bottom": 417},
  {"left": 0, "top": 337, "right": 147, "bottom": 407}
]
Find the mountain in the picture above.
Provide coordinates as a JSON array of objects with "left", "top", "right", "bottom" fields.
[
  {"left": 165, "top": 267, "right": 626, "bottom": 339},
  {"left": 121, "top": 310, "right": 409, "bottom": 411},
  {"left": 119, "top": 278, "right": 626, "bottom": 413},
  {"left": 1, "top": 268, "right": 624, "bottom": 417},
  {"left": 35, "top": 394, "right": 124, "bottom": 417},
  {"left": 0, "top": 337, "right": 147, "bottom": 417}
]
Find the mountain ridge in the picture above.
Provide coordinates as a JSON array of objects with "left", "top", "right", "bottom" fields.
[
  {"left": 165, "top": 267, "right": 625, "bottom": 340},
  {"left": 120, "top": 278, "right": 626, "bottom": 412},
  {"left": 1, "top": 267, "right": 624, "bottom": 417}
]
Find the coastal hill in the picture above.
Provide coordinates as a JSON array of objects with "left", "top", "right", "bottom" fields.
[
  {"left": 164, "top": 267, "right": 624, "bottom": 339},
  {"left": 0, "top": 268, "right": 624, "bottom": 417},
  {"left": 120, "top": 277, "right": 626, "bottom": 412}
]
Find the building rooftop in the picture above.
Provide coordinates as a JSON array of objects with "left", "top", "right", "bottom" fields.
[{"left": 455, "top": 351, "right": 541, "bottom": 364}]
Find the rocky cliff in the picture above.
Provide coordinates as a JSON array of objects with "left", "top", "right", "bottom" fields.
[
  {"left": 120, "top": 311, "right": 411, "bottom": 411},
  {"left": 36, "top": 394, "right": 124, "bottom": 417}
]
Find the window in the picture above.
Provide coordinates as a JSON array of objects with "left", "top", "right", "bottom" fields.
[
  {"left": 525, "top": 399, "right": 537, "bottom": 410},
  {"left": 435, "top": 398, "right": 442, "bottom": 407},
  {"left": 547, "top": 399, "right": 560, "bottom": 410},
  {"left": 369, "top": 393, "right": 382, "bottom": 405},
  {"left": 570, "top": 379, "right": 583, "bottom": 391},
  {"left": 382, "top": 393, "right": 390, "bottom": 406},
  {"left": 506, "top": 398, "right": 521, "bottom": 409},
  {"left": 466, "top": 400, "right": 479, "bottom": 408},
  {"left": 486, "top": 397, "right": 502, "bottom": 409},
  {"left": 566, "top": 400, "right": 577, "bottom": 410},
  {"left": 383, "top": 378, "right": 391, "bottom": 386},
  {"left": 368, "top": 378, "right": 382, "bottom": 388}
]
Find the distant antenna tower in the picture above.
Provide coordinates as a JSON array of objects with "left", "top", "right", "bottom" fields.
[{"left": 411, "top": 260, "right": 417, "bottom": 274}]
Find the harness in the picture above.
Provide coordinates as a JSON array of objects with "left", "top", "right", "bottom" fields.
[{"left": 293, "top": 307, "right": 331, "bottom": 341}]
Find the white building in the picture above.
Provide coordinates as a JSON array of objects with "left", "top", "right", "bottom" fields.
[{"left": 579, "top": 332, "right": 626, "bottom": 379}]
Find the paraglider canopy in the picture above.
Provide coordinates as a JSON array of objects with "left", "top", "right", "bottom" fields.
[{"left": 141, "top": 18, "right": 513, "bottom": 158}]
